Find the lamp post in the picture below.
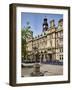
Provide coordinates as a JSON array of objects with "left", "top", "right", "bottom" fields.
[{"left": 31, "top": 46, "right": 44, "bottom": 76}]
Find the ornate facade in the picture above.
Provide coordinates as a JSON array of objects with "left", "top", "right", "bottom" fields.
[{"left": 26, "top": 18, "right": 63, "bottom": 62}]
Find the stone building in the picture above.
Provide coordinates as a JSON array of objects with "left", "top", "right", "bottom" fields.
[{"left": 26, "top": 18, "right": 63, "bottom": 62}]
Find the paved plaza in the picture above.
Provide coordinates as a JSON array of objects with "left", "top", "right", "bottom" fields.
[{"left": 21, "top": 64, "right": 63, "bottom": 77}]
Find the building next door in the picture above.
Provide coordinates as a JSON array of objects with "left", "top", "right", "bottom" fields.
[{"left": 48, "top": 54, "right": 52, "bottom": 61}]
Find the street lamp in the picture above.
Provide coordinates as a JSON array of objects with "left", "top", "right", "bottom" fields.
[{"left": 31, "top": 46, "right": 44, "bottom": 76}]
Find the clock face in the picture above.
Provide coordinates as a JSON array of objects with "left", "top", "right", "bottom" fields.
[{"left": 43, "top": 25, "right": 46, "bottom": 28}]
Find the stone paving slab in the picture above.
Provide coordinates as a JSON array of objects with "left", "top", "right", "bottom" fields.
[{"left": 21, "top": 64, "right": 63, "bottom": 77}]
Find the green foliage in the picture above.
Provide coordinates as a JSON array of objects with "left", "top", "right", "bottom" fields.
[{"left": 21, "top": 22, "right": 32, "bottom": 60}]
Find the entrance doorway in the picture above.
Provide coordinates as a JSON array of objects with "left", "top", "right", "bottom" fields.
[{"left": 48, "top": 54, "right": 52, "bottom": 61}]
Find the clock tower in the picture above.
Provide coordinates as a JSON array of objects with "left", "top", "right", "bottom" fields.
[{"left": 43, "top": 17, "right": 48, "bottom": 32}]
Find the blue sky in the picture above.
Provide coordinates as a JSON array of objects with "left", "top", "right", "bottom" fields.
[{"left": 21, "top": 12, "right": 63, "bottom": 37}]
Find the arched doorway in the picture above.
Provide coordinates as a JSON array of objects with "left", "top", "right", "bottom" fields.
[{"left": 48, "top": 54, "right": 52, "bottom": 61}]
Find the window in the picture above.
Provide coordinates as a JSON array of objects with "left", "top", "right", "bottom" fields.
[
  {"left": 62, "top": 55, "right": 63, "bottom": 60},
  {"left": 60, "top": 55, "right": 63, "bottom": 60},
  {"left": 60, "top": 48, "right": 63, "bottom": 52},
  {"left": 50, "top": 40, "right": 52, "bottom": 46},
  {"left": 60, "top": 55, "right": 61, "bottom": 60},
  {"left": 56, "top": 40, "right": 58, "bottom": 46}
]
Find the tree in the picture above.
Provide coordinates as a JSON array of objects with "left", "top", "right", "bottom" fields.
[{"left": 21, "top": 22, "right": 32, "bottom": 61}]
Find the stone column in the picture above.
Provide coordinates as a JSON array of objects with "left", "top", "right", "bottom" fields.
[
  {"left": 31, "top": 47, "right": 44, "bottom": 76},
  {"left": 43, "top": 53, "right": 46, "bottom": 62},
  {"left": 40, "top": 54, "right": 42, "bottom": 64}
]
